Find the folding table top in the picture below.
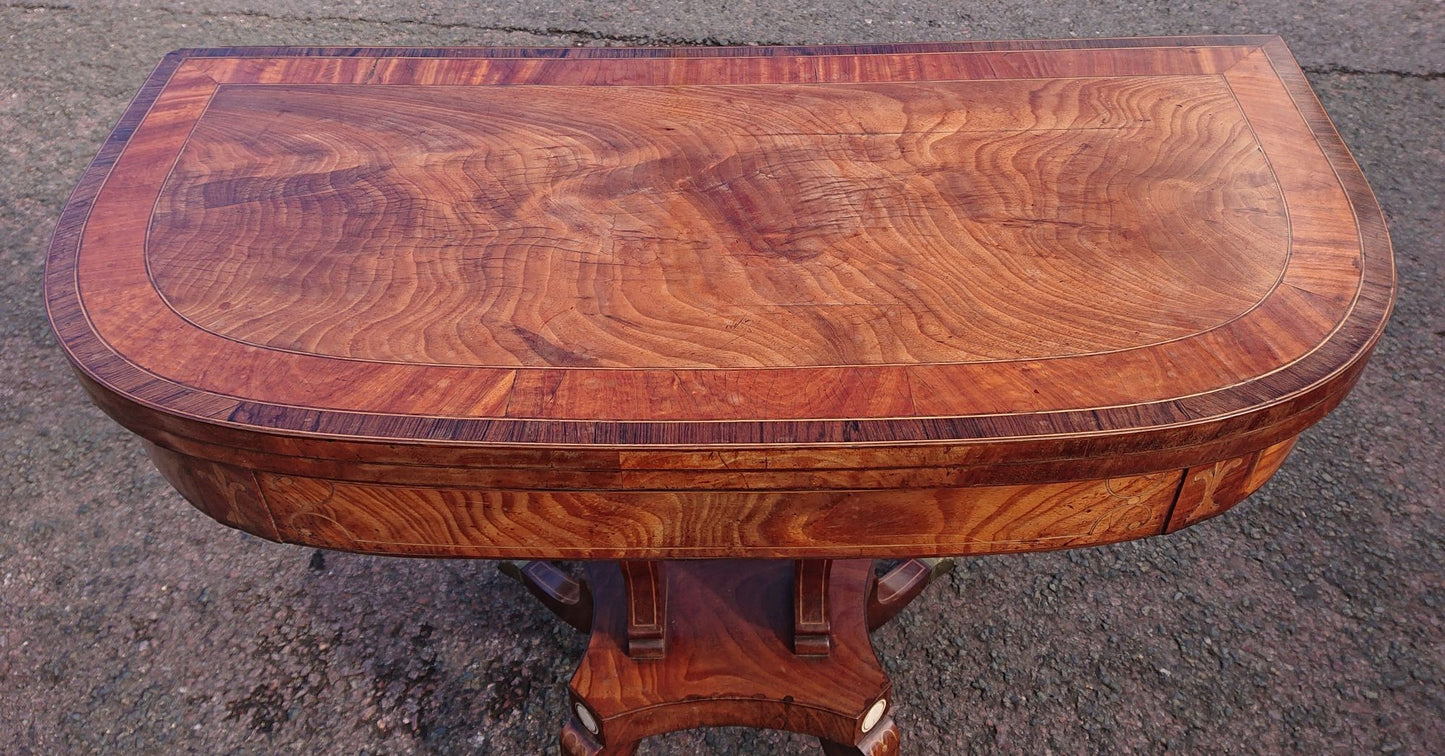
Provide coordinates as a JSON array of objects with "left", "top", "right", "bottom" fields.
[{"left": 45, "top": 38, "right": 1393, "bottom": 558}]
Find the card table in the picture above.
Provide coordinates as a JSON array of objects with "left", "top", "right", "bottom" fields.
[{"left": 46, "top": 36, "right": 1394, "bottom": 754}]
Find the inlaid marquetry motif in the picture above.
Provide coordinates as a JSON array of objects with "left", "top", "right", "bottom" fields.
[
  {"left": 48, "top": 40, "right": 1388, "bottom": 756},
  {"left": 1164, "top": 437, "right": 1301, "bottom": 533},
  {"left": 195, "top": 462, "right": 258, "bottom": 525},
  {"left": 1191, "top": 458, "right": 1248, "bottom": 518},
  {"left": 51, "top": 40, "right": 1389, "bottom": 558},
  {"left": 263, "top": 476, "right": 362, "bottom": 548},
  {"left": 853, "top": 721, "right": 902, "bottom": 756},
  {"left": 142, "top": 442, "right": 276, "bottom": 540},
  {"left": 50, "top": 40, "right": 1389, "bottom": 443},
  {"left": 1085, "top": 474, "right": 1182, "bottom": 537}
]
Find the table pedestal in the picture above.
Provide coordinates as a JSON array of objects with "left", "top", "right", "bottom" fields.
[{"left": 504, "top": 558, "right": 951, "bottom": 754}]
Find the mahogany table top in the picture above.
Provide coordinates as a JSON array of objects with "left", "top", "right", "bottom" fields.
[{"left": 46, "top": 37, "right": 1393, "bottom": 559}]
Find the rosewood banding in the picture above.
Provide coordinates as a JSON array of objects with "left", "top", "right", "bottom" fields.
[{"left": 45, "top": 37, "right": 1394, "bottom": 755}]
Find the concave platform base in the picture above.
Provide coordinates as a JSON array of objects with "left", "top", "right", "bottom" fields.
[{"left": 504, "top": 558, "right": 952, "bottom": 755}]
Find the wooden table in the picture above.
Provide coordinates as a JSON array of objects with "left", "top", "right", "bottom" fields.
[{"left": 47, "top": 37, "right": 1393, "bottom": 754}]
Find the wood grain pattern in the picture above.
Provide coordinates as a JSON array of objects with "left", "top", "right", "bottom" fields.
[
  {"left": 142, "top": 440, "right": 276, "bottom": 540},
  {"left": 866, "top": 558, "right": 954, "bottom": 631},
  {"left": 48, "top": 37, "right": 1393, "bottom": 559},
  {"left": 554, "top": 556, "right": 933, "bottom": 753},
  {"left": 149, "top": 77, "right": 1284, "bottom": 369},
  {"left": 1165, "top": 436, "right": 1297, "bottom": 532},
  {"left": 568, "top": 560, "right": 890, "bottom": 749},
  {"left": 136, "top": 442, "right": 1190, "bottom": 558},
  {"left": 144, "top": 431, "right": 1287, "bottom": 559},
  {"left": 51, "top": 38, "right": 1389, "bottom": 755}
]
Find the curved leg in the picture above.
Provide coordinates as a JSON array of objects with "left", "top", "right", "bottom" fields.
[
  {"left": 820, "top": 716, "right": 901, "bottom": 755},
  {"left": 867, "top": 558, "right": 954, "bottom": 631},
  {"left": 498, "top": 560, "right": 593, "bottom": 633},
  {"left": 561, "top": 714, "right": 638, "bottom": 755},
  {"left": 509, "top": 559, "right": 923, "bottom": 751}
]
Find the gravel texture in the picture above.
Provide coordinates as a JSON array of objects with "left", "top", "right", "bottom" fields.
[{"left": 1, "top": 2, "right": 1441, "bottom": 753}]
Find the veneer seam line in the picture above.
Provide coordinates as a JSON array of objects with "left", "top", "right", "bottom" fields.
[
  {"left": 52, "top": 41, "right": 1389, "bottom": 446},
  {"left": 108, "top": 373, "right": 1347, "bottom": 449},
  {"left": 178, "top": 42, "right": 1257, "bottom": 66},
  {"left": 194, "top": 72, "right": 1239, "bottom": 89}
]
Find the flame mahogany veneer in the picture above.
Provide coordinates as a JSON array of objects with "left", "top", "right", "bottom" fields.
[{"left": 47, "top": 37, "right": 1393, "bottom": 754}]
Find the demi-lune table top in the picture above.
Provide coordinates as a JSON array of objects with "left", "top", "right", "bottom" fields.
[{"left": 46, "top": 37, "right": 1393, "bottom": 559}]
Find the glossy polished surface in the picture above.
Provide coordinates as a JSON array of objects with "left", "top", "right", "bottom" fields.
[
  {"left": 46, "top": 37, "right": 1393, "bottom": 558},
  {"left": 150, "top": 78, "right": 1285, "bottom": 369}
]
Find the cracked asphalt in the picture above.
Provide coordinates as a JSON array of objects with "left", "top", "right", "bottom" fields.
[{"left": 1, "top": 1, "right": 1441, "bottom": 753}]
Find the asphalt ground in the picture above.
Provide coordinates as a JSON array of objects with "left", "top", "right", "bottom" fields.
[{"left": 1, "top": 2, "right": 1441, "bottom": 753}]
